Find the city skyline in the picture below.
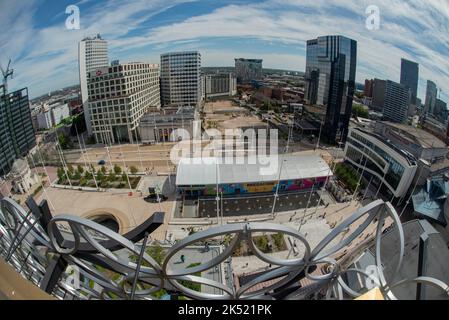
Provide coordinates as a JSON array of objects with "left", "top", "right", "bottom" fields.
[{"left": 1, "top": 0, "right": 448, "bottom": 102}]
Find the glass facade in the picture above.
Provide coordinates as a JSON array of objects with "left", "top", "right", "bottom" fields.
[
  {"left": 345, "top": 129, "right": 416, "bottom": 196},
  {"left": 304, "top": 36, "right": 357, "bottom": 143},
  {"left": 400, "top": 58, "right": 419, "bottom": 105},
  {"left": 0, "top": 87, "right": 36, "bottom": 176}
]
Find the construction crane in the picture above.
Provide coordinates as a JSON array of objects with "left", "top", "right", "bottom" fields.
[{"left": 0, "top": 59, "right": 14, "bottom": 94}]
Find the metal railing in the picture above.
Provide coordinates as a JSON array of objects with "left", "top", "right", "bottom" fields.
[{"left": 0, "top": 197, "right": 448, "bottom": 300}]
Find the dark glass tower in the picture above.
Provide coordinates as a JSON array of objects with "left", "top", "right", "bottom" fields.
[
  {"left": 400, "top": 58, "right": 419, "bottom": 105},
  {"left": 0, "top": 86, "right": 36, "bottom": 176},
  {"left": 304, "top": 35, "right": 357, "bottom": 144}
]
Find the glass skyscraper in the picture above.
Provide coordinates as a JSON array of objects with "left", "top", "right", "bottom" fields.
[
  {"left": 400, "top": 58, "right": 419, "bottom": 105},
  {"left": 0, "top": 86, "right": 36, "bottom": 176},
  {"left": 304, "top": 35, "right": 357, "bottom": 144},
  {"left": 425, "top": 80, "right": 437, "bottom": 115}
]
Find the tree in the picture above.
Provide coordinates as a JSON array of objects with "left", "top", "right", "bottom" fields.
[
  {"left": 79, "top": 177, "right": 87, "bottom": 186},
  {"left": 57, "top": 168, "right": 65, "bottom": 182},
  {"left": 101, "top": 166, "right": 107, "bottom": 174},
  {"left": 73, "top": 171, "right": 81, "bottom": 180},
  {"left": 130, "top": 166, "right": 138, "bottom": 175},
  {"left": 109, "top": 172, "right": 117, "bottom": 182},
  {"left": 77, "top": 165, "right": 84, "bottom": 175},
  {"left": 352, "top": 104, "right": 369, "bottom": 118},
  {"left": 97, "top": 170, "right": 104, "bottom": 181},
  {"left": 58, "top": 134, "right": 73, "bottom": 150},
  {"left": 100, "top": 176, "right": 108, "bottom": 188},
  {"left": 146, "top": 245, "right": 166, "bottom": 265},
  {"left": 84, "top": 171, "right": 93, "bottom": 180},
  {"left": 113, "top": 165, "right": 122, "bottom": 175}
]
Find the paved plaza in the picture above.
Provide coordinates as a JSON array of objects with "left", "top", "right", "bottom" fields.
[{"left": 37, "top": 186, "right": 175, "bottom": 239}]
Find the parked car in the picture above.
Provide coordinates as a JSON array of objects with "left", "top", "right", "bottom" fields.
[
  {"left": 144, "top": 194, "right": 168, "bottom": 203},
  {"left": 98, "top": 160, "right": 106, "bottom": 165}
]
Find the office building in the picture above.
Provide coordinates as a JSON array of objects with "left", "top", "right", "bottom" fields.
[
  {"left": 382, "top": 80, "right": 411, "bottom": 123},
  {"left": 202, "top": 73, "right": 237, "bottom": 99},
  {"left": 234, "top": 58, "right": 263, "bottom": 84},
  {"left": 400, "top": 58, "right": 419, "bottom": 105},
  {"left": 78, "top": 34, "right": 109, "bottom": 136},
  {"left": 88, "top": 62, "right": 161, "bottom": 144},
  {"left": 160, "top": 51, "right": 202, "bottom": 108},
  {"left": 435, "top": 98, "right": 448, "bottom": 122},
  {"left": 425, "top": 80, "right": 438, "bottom": 115},
  {"left": 304, "top": 35, "right": 357, "bottom": 143},
  {"left": 371, "top": 79, "right": 386, "bottom": 112},
  {"left": 364, "top": 79, "right": 374, "bottom": 98},
  {"left": 36, "top": 103, "right": 70, "bottom": 130},
  {"left": 0, "top": 87, "right": 36, "bottom": 177},
  {"left": 345, "top": 127, "right": 418, "bottom": 199}
]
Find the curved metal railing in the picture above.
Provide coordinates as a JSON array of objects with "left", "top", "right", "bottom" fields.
[{"left": 0, "top": 197, "right": 448, "bottom": 300}]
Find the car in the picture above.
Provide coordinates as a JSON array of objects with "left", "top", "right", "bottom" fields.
[
  {"left": 98, "top": 160, "right": 106, "bottom": 165},
  {"left": 144, "top": 194, "right": 168, "bottom": 203}
]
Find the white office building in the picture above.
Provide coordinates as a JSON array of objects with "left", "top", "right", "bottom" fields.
[
  {"left": 202, "top": 73, "right": 237, "bottom": 100},
  {"left": 36, "top": 111, "right": 52, "bottom": 130},
  {"left": 160, "top": 51, "right": 202, "bottom": 108},
  {"left": 36, "top": 103, "right": 70, "bottom": 130},
  {"left": 344, "top": 127, "right": 418, "bottom": 199},
  {"left": 79, "top": 34, "right": 109, "bottom": 136},
  {"left": 51, "top": 103, "right": 70, "bottom": 124},
  {"left": 88, "top": 62, "right": 161, "bottom": 144}
]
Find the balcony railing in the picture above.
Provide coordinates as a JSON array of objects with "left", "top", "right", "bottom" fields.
[{"left": 0, "top": 197, "right": 448, "bottom": 300}]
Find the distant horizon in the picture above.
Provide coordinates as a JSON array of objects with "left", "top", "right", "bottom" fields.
[{"left": 2, "top": 0, "right": 448, "bottom": 102}]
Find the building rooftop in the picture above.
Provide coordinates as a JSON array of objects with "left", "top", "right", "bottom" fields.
[
  {"left": 176, "top": 155, "right": 332, "bottom": 186},
  {"left": 140, "top": 107, "right": 196, "bottom": 125},
  {"left": 381, "top": 121, "right": 447, "bottom": 149},
  {"left": 366, "top": 219, "right": 449, "bottom": 300},
  {"left": 412, "top": 176, "right": 449, "bottom": 226},
  {"left": 204, "top": 100, "right": 246, "bottom": 114},
  {"left": 354, "top": 128, "right": 418, "bottom": 166}
]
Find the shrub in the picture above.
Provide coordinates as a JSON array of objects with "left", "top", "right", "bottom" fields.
[
  {"left": 73, "top": 171, "right": 81, "bottom": 180},
  {"left": 272, "top": 233, "right": 285, "bottom": 249},
  {"left": 130, "top": 166, "right": 138, "bottom": 175},
  {"left": 84, "top": 171, "right": 93, "bottom": 180},
  {"left": 255, "top": 235, "right": 270, "bottom": 253},
  {"left": 114, "top": 165, "right": 122, "bottom": 175},
  {"left": 108, "top": 173, "right": 116, "bottom": 182}
]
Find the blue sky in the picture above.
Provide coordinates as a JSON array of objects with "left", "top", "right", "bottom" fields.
[{"left": 1, "top": 0, "right": 448, "bottom": 102}]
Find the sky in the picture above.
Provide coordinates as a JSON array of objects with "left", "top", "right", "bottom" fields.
[{"left": 1, "top": 0, "right": 448, "bottom": 102}]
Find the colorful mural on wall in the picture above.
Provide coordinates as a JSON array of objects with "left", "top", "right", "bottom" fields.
[{"left": 179, "top": 176, "right": 329, "bottom": 197}]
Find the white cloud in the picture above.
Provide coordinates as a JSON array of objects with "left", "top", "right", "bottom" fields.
[{"left": 1, "top": 0, "right": 448, "bottom": 102}]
